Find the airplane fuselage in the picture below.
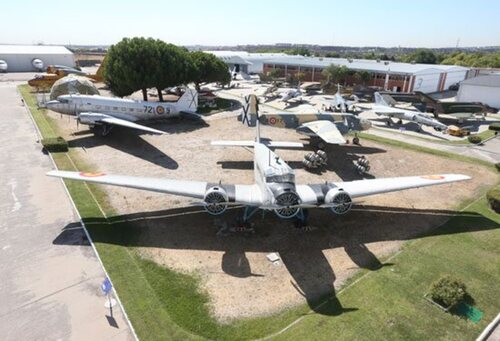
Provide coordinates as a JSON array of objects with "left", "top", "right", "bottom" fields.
[
  {"left": 253, "top": 142, "right": 299, "bottom": 212},
  {"left": 46, "top": 94, "right": 184, "bottom": 122},
  {"left": 256, "top": 112, "right": 371, "bottom": 137},
  {"left": 373, "top": 105, "right": 448, "bottom": 131}
]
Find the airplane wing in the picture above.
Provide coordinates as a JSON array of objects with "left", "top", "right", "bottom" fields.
[
  {"left": 296, "top": 174, "right": 470, "bottom": 205},
  {"left": 47, "top": 170, "right": 261, "bottom": 205},
  {"left": 180, "top": 111, "right": 204, "bottom": 120},
  {"left": 298, "top": 120, "right": 346, "bottom": 144},
  {"left": 99, "top": 116, "right": 165, "bottom": 135}
]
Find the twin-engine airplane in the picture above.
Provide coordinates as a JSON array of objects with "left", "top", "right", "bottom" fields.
[
  {"left": 363, "top": 93, "right": 448, "bottom": 132},
  {"left": 47, "top": 95, "right": 470, "bottom": 227},
  {"left": 240, "top": 108, "right": 371, "bottom": 146},
  {"left": 46, "top": 88, "right": 199, "bottom": 136}
]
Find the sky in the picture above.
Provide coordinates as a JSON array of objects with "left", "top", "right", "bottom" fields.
[{"left": 1, "top": 0, "right": 499, "bottom": 48}]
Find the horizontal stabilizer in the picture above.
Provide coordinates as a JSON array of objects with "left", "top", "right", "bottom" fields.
[{"left": 211, "top": 140, "right": 303, "bottom": 148}]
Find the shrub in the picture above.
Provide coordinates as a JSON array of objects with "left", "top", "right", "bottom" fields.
[
  {"left": 496, "top": 162, "right": 500, "bottom": 172},
  {"left": 489, "top": 122, "right": 500, "bottom": 132},
  {"left": 429, "top": 275, "right": 467, "bottom": 308},
  {"left": 486, "top": 188, "right": 500, "bottom": 213},
  {"left": 41, "top": 136, "right": 68, "bottom": 153},
  {"left": 467, "top": 135, "right": 482, "bottom": 144}
]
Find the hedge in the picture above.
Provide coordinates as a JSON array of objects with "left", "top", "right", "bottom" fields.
[
  {"left": 467, "top": 135, "right": 482, "bottom": 144},
  {"left": 486, "top": 188, "right": 500, "bottom": 213},
  {"left": 489, "top": 122, "right": 500, "bottom": 132},
  {"left": 41, "top": 136, "right": 68, "bottom": 153}
]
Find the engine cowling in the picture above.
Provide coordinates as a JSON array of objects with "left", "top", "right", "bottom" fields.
[
  {"left": 203, "top": 186, "right": 228, "bottom": 215},
  {"left": 325, "top": 188, "right": 352, "bottom": 214},
  {"left": 274, "top": 190, "right": 301, "bottom": 219}
]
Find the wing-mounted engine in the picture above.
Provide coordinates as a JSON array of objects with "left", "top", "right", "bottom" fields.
[
  {"left": 325, "top": 188, "right": 352, "bottom": 214},
  {"left": 203, "top": 186, "right": 228, "bottom": 215},
  {"left": 273, "top": 189, "right": 301, "bottom": 219},
  {"left": 78, "top": 112, "right": 108, "bottom": 125}
]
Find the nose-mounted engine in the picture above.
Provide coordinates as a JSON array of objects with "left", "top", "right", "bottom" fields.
[
  {"left": 325, "top": 188, "right": 352, "bottom": 214},
  {"left": 271, "top": 184, "right": 301, "bottom": 219},
  {"left": 203, "top": 186, "right": 228, "bottom": 215}
]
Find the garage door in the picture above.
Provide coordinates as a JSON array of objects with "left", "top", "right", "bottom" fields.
[{"left": 412, "top": 73, "right": 440, "bottom": 93}]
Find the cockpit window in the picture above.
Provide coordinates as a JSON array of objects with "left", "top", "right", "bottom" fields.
[
  {"left": 266, "top": 173, "right": 295, "bottom": 183},
  {"left": 59, "top": 98, "right": 69, "bottom": 104}
]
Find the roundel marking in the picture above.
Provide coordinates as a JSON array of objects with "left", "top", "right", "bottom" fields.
[
  {"left": 421, "top": 175, "right": 445, "bottom": 180},
  {"left": 80, "top": 172, "right": 106, "bottom": 177},
  {"left": 269, "top": 117, "right": 277, "bottom": 125},
  {"left": 156, "top": 105, "right": 166, "bottom": 115}
]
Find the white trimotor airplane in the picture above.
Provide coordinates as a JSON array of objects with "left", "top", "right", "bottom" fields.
[
  {"left": 45, "top": 88, "right": 199, "bottom": 136},
  {"left": 47, "top": 95, "right": 470, "bottom": 226},
  {"left": 364, "top": 92, "right": 448, "bottom": 132}
]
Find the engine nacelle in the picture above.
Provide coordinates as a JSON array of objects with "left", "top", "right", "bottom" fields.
[
  {"left": 203, "top": 186, "right": 228, "bottom": 215},
  {"left": 77, "top": 113, "right": 107, "bottom": 125},
  {"left": 325, "top": 188, "right": 352, "bottom": 214},
  {"left": 273, "top": 190, "right": 301, "bottom": 219}
]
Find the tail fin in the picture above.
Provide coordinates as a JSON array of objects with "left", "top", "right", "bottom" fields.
[
  {"left": 177, "top": 88, "right": 198, "bottom": 113},
  {"left": 374, "top": 92, "right": 390, "bottom": 107}
]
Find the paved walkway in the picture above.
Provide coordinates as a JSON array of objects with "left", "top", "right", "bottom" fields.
[
  {"left": 0, "top": 82, "right": 133, "bottom": 341},
  {"left": 368, "top": 127, "right": 500, "bottom": 163}
]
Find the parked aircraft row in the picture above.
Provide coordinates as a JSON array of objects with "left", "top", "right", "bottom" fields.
[{"left": 48, "top": 95, "right": 470, "bottom": 227}]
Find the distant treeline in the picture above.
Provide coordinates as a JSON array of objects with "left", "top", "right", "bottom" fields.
[{"left": 252, "top": 47, "right": 500, "bottom": 68}]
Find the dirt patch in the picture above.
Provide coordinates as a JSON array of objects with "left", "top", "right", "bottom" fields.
[{"left": 46, "top": 105, "right": 497, "bottom": 322}]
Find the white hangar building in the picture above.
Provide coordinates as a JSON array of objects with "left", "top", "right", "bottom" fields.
[
  {"left": 457, "top": 75, "right": 500, "bottom": 109},
  {"left": 0, "top": 45, "right": 75, "bottom": 72},
  {"left": 208, "top": 51, "right": 470, "bottom": 94}
]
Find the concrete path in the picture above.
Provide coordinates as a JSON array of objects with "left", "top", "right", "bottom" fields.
[
  {"left": 368, "top": 127, "right": 500, "bottom": 163},
  {"left": 0, "top": 82, "right": 133, "bottom": 341}
]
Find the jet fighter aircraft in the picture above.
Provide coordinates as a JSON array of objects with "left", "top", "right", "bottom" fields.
[
  {"left": 46, "top": 88, "right": 199, "bottom": 136},
  {"left": 47, "top": 95, "right": 470, "bottom": 227},
  {"left": 364, "top": 93, "right": 448, "bottom": 132}
]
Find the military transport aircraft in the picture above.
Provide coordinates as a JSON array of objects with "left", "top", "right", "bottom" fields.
[
  {"left": 47, "top": 95, "right": 470, "bottom": 227},
  {"left": 363, "top": 92, "right": 449, "bottom": 132},
  {"left": 45, "top": 88, "right": 199, "bottom": 136}
]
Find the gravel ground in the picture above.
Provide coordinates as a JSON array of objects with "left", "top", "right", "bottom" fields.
[{"left": 45, "top": 89, "right": 497, "bottom": 322}]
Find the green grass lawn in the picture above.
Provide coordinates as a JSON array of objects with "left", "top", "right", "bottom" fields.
[
  {"left": 274, "top": 194, "right": 500, "bottom": 341},
  {"left": 20, "top": 84, "right": 500, "bottom": 340}
]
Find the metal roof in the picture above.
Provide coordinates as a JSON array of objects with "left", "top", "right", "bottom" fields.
[
  {"left": 0, "top": 45, "right": 73, "bottom": 55},
  {"left": 460, "top": 75, "right": 500, "bottom": 87},
  {"left": 209, "top": 51, "right": 469, "bottom": 76}
]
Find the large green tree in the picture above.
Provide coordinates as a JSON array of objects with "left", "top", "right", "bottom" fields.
[
  {"left": 322, "top": 64, "right": 349, "bottom": 87},
  {"left": 403, "top": 49, "right": 438, "bottom": 64},
  {"left": 187, "top": 51, "right": 230, "bottom": 90},
  {"left": 104, "top": 37, "right": 159, "bottom": 101},
  {"left": 104, "top": 37, "right": 192, "bottom": 101}
]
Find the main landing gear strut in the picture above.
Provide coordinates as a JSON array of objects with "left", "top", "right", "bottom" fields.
[{"left": 240, "top": 207, "right": 310, "bottom": 229}]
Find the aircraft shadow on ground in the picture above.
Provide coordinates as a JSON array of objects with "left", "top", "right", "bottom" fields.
[
  {"left": 217, "top": 144, "right": 385, "bottom": 181},
  {"left": 68, "top": 128, "right": 181, "bottom": 169},
  {"left": 53, "top": 203, "right": 499, "bottom": 316}
]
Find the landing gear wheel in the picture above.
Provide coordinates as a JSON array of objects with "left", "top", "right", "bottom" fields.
[
  {"left": 397, "top": 119, "right": 403, "bottom": 125},
  {"left": 97, "top": 124, "right": 113, "bottom": 137},
  {"left": 353, "top": 137, "right": 360, "bottom": 145}
]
